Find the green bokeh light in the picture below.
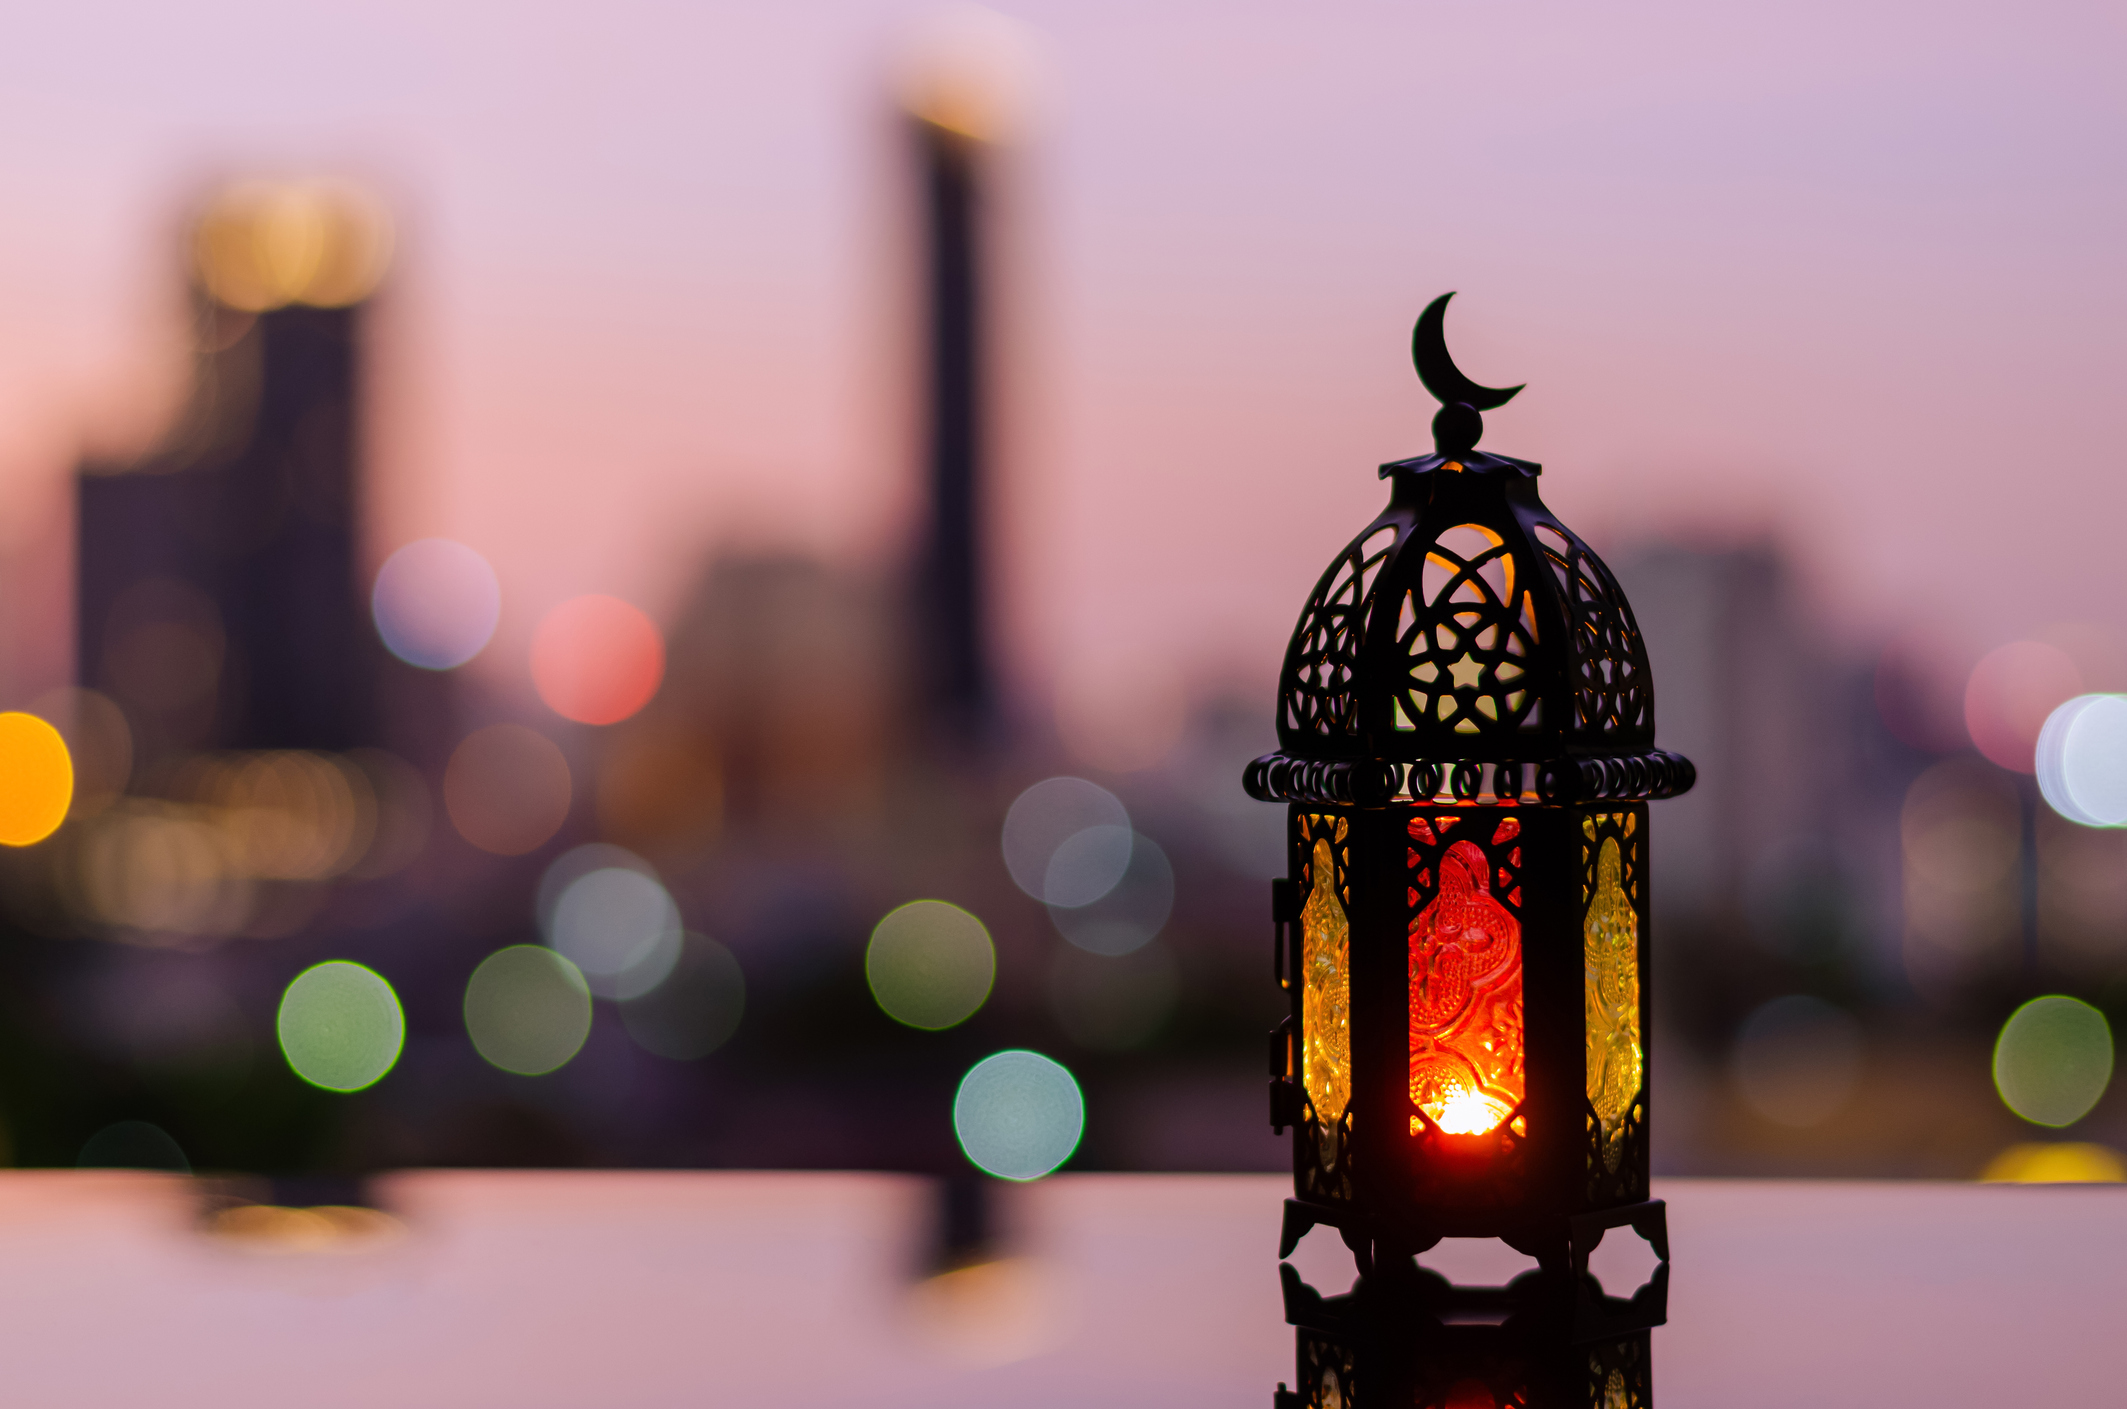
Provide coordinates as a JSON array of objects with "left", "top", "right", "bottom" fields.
[
  {"left": 865, "top": 900, "right": 995, "bottom": 1030},
  {"left": 1994, "top": 995, "right": 2114, "bottom": 1128},
  {"left": 276, "top": 961, "right": 405, "bottom": 1093},
  {"left": 465, "top": 945, "right": 593, "bottom": 1076}
]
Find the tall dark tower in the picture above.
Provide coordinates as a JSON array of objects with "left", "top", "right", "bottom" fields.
[
  {"left": 910, "top": 107, "right": 994, "bottom": 743},
  {"left": 77, "top": 182, "right": 391, "bottom": 763}
]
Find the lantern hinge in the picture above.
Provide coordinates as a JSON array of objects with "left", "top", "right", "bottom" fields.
[
  {"left": 1269, "top": 1017, "right": 1298, "bottom": 1132},
  {"left": 1271, "top": 877, "right": 1298, "bottom": 989},
  {"left": 1269, "top": 1078, "right": 1302, "bottom": 1134}
]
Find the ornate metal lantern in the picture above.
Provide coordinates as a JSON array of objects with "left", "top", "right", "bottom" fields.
[{"left": 1247, "top": 294, "right": 1694, "bottom": 1276}]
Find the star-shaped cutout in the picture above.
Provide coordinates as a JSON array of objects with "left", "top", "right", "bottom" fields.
[{"left": 1448, "top": 653, "right": 1486, "bottom": 690}]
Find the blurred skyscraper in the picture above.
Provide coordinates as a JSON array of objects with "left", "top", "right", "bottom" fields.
[
  {"left": 1613, "top": 543, "right": 1877, "bottom": 964},
  {"left": 911, "top": 107, "right": 994, "bottom": 744},
  {"left": 77, "top": 182, "right": 393, "bottom": 763}
]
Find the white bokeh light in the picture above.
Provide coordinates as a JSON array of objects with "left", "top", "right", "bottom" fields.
[
  {"left": 537, "top": 844, "right": 653, "bottom": 925},
  {"left": 1042, "top": 823, "right": 1133, "bottom": 908},
  {"left": 2037, "top": 694, "right": 2127, "bottom": 827},
  {"left": 1002, "top": 777, "right": 1130, "bottom": 906},
  {"left": 371, "top": 539, "right": 501, "bottom": 670},
  {"left": 1049, "top": 832, "right": 1174, "bottom": 955},
  {"left": 542, "top": 865, "right": 683, "bottom": 999}
]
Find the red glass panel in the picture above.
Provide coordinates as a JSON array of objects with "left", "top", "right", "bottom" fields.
[{"left": 1408, "top": 838, "right": 1525, "bottom": 1135}]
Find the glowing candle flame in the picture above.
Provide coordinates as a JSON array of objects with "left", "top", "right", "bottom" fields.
[{"left": 1434, "top": 1092, "right": 1511, "bottom": 1136}]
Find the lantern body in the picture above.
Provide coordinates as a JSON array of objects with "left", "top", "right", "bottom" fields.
[
  {"left": 1249, "top": 395, "right": 1691, "bottom": 1270},
  {"left": 1273, "top": 799, "right": 1653, "bottom": 1260}
]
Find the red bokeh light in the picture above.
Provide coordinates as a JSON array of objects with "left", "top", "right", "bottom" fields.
[
  {"left": 530, "top": 595, "right": 666, "bottom": 726},
  {"left": 1964, "top": 641, "right": 2081, "bottom": 773}
]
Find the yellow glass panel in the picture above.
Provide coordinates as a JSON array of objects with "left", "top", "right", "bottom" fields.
[
  {"left": 1409, "top": 840, "right": 1524, "bottom": 1135},
  {"left": 1584, "top": 836, "right": 1642, "bottom": 1172},
  {"left": 1301, "top": 837, "right": 1351, "bottom": 1125}
]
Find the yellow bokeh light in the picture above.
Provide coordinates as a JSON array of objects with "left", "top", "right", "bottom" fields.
[
  {"left": 208, "top": 1202, "right": 406, "bottom": 1254},
  {"left": 72, "top": 801, "right": 243, "bottom": 937},
  {"left": 192, "top": 179, "right": 393, "bottom": 312},
  {"left": 1980, "top": 1141, "right": 2127, "bottom": 1183},
  {"left": 866, "top": 900, "right": 995, "bottom": 1030},
  {"left": 0, "top": 712, "right": 73, "bottom": 847},
  {"left": 1994, "top": 994, "right": 2113, "bottom": 1127},
  {"left": 464, "top": 945, "right": 593, "bottom": 1077},
  {"left": 895, "top": 6, "right": 1038, "bottom": 142},
  {"left": 905, "top": 1257, "right": 1061, "bottom": 1367}
]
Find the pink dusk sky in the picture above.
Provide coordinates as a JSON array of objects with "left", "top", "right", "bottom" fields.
[{"left": 0, "top": 0, "right": 2119, "bottom": 723}]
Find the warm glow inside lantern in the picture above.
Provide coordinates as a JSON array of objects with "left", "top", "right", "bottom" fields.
[{"left": 1250, "top": 294, "right": 1693, "bottom": 1275}]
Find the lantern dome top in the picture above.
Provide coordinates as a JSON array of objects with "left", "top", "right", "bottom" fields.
[{"left": 1246, "top": 294, "right": 1694, "bottom": 808}]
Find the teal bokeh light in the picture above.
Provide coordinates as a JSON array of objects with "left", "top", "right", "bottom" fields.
[{"left": 953, "top": 1049, "right": 1084, "bottom": 1180}]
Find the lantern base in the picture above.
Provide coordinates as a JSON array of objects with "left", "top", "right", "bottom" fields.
[
  {"left": 1568, "top": 1198, "right": 1669, "bottom": 1282},
  {"left": 1279, "top": 1255, "right": 1666, "bottom": 1346},
  {"left": 1279, "top": 1197, "right": 1668, "bottom": 1314}
]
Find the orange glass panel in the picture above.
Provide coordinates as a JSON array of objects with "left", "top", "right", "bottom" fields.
[
  {"left": 1409, "top": 838, "right": 1524, "bottom": 1134},
  {"left": 1301, "top": 836, "right": 1351, "bottom": 1125},
  {"left": 1584, "top": 835, "right": 1642, "bottom": 1171}
]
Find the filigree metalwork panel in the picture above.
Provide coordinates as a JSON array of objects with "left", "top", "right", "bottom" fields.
[
  {"left": 1280, "top": 523, "right": 1400, "bottom": 746},
  {"left": 1530, "top": 521, "right": 1649, "bottom": 742},
  {"left": 1395, "top": 522, "right": 1542, "bottom": 741}
]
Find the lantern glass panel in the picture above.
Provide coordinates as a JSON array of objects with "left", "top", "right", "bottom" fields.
[
  {"left": 1299, "top": 815, "right": 1352, "bottom": 1132},
  {"left": 1584, "top": 822, "right": 1643, "bottom": 1174},
  {"left": 1580, "top": 809, "right": 1649, "bottom": 1196},
  {"left": 1407, "top": 814, "right": 1526, "bottom": 1138}
]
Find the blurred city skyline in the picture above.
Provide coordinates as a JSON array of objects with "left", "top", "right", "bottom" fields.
[{"left": 0, "top": 0, "right": 2118, "bottom": 734}]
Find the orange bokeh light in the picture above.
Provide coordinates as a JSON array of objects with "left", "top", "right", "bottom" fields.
[
  {"left": 530, "top": 596, "right": 666, "bottom": 726},
  {"left": 0, "top": 712, "right": 73, "bottom": 847},
  {"left": 444, "top": 724, "right": 573, "bottom": 856}
]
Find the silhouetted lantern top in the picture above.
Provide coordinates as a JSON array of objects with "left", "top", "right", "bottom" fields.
[{"left": 1249, "top": 294, "right": 1693, "bottom": 1281}]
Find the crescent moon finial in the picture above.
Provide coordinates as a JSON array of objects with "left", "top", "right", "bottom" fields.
[{"left": 1411, "top": 292, "right": 1524, "bottom": 413}]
